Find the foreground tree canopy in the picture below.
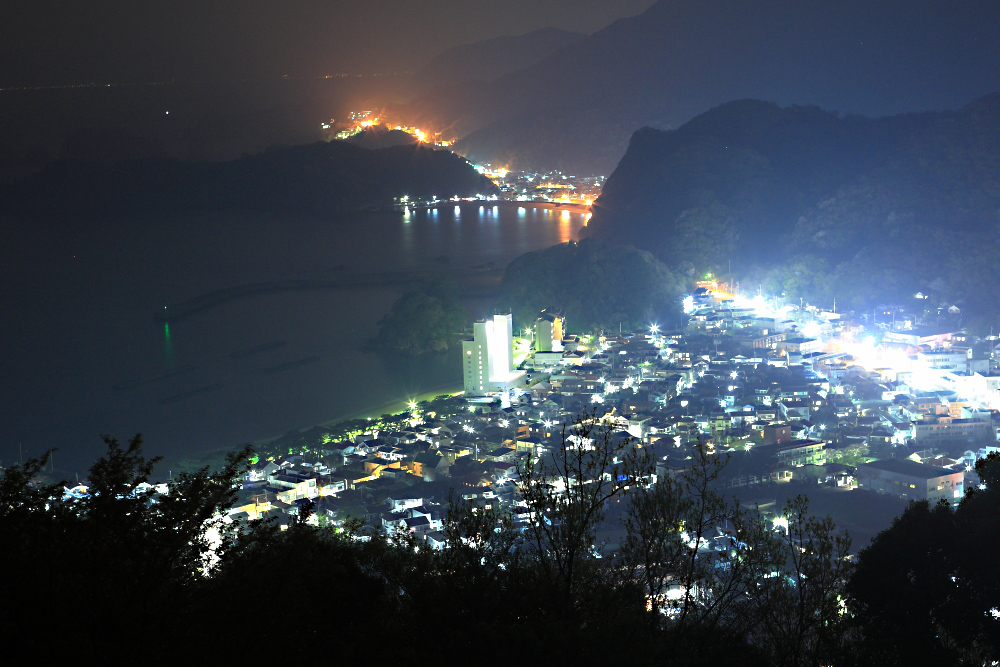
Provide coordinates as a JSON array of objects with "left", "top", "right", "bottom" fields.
[
  {"left": 847, "top": 452, "right": 1000, "bottom": 666},
  {"left": 2, "top": 427, "right": 998, "bottom": 664}
]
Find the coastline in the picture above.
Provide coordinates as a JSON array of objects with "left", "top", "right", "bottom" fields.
[
  {"left": 400, "top": 199, "right": 592, "bottom": 214},
  {"left": 125, "top": 205, "right": 581, "bottom": 476},
  {"left": 316, "top": 381, "right": 465, "bottom": 428},
  {"left": 156, "top": 380, "right": 465, "bottom": 477}
]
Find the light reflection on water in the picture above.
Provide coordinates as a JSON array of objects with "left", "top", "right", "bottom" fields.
[
  {"left": 560, "top": 209, "right": 573, "bottom": 243},
  {"left": 1, "top": 205, "right": 587, "bottom": 471}
]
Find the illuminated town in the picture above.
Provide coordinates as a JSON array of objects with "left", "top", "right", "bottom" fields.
[
  {"left": 322, "top": 110, "right": 453, "bottom": 147},
  {"left": 199, "top": 277, "right": 996, "bottom": 537},
  {"left": 327, "top": 111, "right": 604, "bottom": 207},
  {"left": 6, "top": 2, "right": 1000, "bottom": 659}
]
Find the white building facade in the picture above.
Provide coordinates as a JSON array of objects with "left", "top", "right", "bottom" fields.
[{"left": 463, "top": 313, "right": 526, "bottom": 395}]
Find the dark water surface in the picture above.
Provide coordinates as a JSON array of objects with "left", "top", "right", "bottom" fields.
[{"left": 1, "top": 205, "right": 586, "bottom": 473}]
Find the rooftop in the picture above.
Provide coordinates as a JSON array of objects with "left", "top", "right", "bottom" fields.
[{"left": 859, "top": 458, "right": 958, "bottom": 479}]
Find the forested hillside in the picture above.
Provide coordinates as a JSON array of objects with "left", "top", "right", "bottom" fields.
[
  {"left": 497, "top": 238, "right": 685, "bottom": 332},
  {"left": 589, "top": 95, "right": 1000, "bottom": 331}
]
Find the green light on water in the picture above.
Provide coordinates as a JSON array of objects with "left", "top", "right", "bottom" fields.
[{"left": 164, "top": 322, "right": 174, "bottom": 368}]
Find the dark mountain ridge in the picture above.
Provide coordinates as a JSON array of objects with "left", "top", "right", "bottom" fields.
[
  {"left": 417, "top": 27, "right": 585, "bottom": 88},
  {"left": 400, "top": 0, "right": 1000, "bottom": 174},
  {"left": 344, "top": 125, "right": 418, "bottom": 150},
  {"left": 588, "top": 94, "right": 1000, "bottom": 329},
  {"left": 6, "top": 140, "right": 496, "bottom": 219}
]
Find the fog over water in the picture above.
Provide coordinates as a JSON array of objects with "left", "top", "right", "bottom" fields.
[{"left": 1, "top": 205, "right": 586, "bottom": 473}]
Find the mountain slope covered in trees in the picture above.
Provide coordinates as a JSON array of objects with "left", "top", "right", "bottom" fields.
[
  {"left": 497, "top": 239, "right": 685, "bottom": 332},
  {"left": 373, "top": 275, "right": 468, "bottom": 355},
  {"left": 587, "top": 95, "right": 1000, "bottom": 331}
]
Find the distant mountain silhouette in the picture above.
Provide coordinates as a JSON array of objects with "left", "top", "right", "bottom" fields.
[
  {"left": 7, "top": 141, "right": 496, "bottom": 219},
  {"left": 400, "top": 0, "right": 1000, "bottom": 174},
  {"left": 588, "top": 94, "right": 1000, "bottom": 330},
  {"left": 417, "top": 27, "right": 585, "bottom": 88}
]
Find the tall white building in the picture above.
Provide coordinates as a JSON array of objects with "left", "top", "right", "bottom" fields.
[{"left": 463, "top": 313, "right": 526, "bottom": 395}]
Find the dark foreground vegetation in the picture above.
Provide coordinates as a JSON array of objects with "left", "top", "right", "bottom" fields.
[
  {"left": 3, "top": 418, "right": 999, "bottom": 664},
  {"left": 4, "top": 140, "right": 496, "bottom": 219}
]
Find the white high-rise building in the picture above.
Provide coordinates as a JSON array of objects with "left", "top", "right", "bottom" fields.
[{"left": 462, "top": 313, "right": 526, "bottom": 395}]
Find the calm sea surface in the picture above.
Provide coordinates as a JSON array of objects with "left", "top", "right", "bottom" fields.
[{"left": 0, "top": 205, "right": 586, "bottom": 473}]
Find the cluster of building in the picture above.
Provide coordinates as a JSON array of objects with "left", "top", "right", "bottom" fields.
[
  {"left": 495, "top": 170, "right": 605, "bottom": 205},
  {"left": 223, "top": 403, "right": 567, "bottom": 541},
  {"left": 669, "top": 284, "right": 1000, "bottom": 503},
  {"left": 318, "top": 109, "right": 607, "bottom": 209},
  {"left": 322, "top": 109, "right": 453, "bottom": 147},
  {"left": 196, "top": 288, "right": 1000, "bottom": 542}
]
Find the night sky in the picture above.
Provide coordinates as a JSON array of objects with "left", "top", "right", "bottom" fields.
[{"left": 1, "top": 0, "right": 656, "bottom": 87}]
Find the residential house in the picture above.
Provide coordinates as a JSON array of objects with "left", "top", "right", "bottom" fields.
[
  {"left": 407, "top": 452, "right": 451, "bottom": 481},
  {"left": 856, "top": 459, "right": 964, "bottom": 502}
]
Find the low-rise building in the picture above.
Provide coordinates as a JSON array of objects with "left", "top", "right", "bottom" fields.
[
  {"left": 775, "top": 439, "right": 826, "bottom": 467},
  {"left": 266, "top": 472, "right": 318, "bottom": 500},
  {"left": 912, "top": 416, "right": 992, "bottom": 442},
  {"left": 856, "top": 458, "right": 964, "bottom": 502},
  {"left": 916, "top": 349, "right": 968, "bottom": 372}
]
